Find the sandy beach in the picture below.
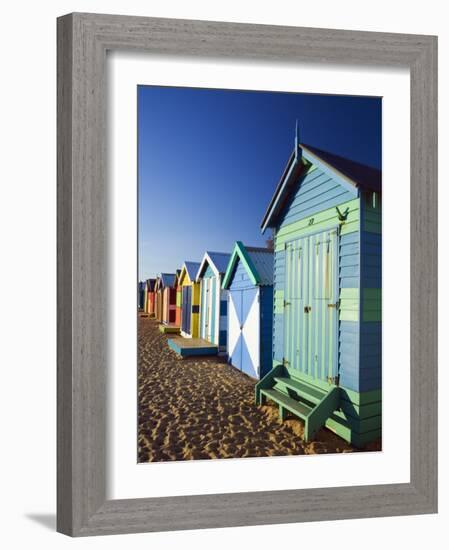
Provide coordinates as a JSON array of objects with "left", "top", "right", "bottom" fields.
[{"left": 137, "top": 315, "right": 365, "bottom": 462}]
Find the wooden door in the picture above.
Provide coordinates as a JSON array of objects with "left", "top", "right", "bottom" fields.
[
  {"left": 284, "top": 228, "right": 338, "bottom": 382},
  {"left": 181, "top": 286, "right": 192, "bottom": 334}
]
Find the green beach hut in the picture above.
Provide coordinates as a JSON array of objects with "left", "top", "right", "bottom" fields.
[{"left": 255, "top": 136, "right": 381, "bottom": 447}]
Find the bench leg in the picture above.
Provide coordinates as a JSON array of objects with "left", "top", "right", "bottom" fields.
[
  {"left": 304, "top": 420, "right": 311, "bottom": 442},
  {"left": 279, "top": 405, "right": 287, "bottom": 422}
]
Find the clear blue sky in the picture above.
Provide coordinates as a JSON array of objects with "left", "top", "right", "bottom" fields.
[{"left": 138, "top": 86, "right": 381, "bottom": 280}]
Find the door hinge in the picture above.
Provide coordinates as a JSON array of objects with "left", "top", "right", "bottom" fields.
[
  {"left": 284, "top": 300, "right": 291, "bottom": 307},
  {"left": 327, "top": 375, "right": 340, "bottom": 386}
]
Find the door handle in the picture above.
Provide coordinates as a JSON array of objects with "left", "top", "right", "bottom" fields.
[{"left": 327, "top": 301, "right": 340, "bottom": 308}]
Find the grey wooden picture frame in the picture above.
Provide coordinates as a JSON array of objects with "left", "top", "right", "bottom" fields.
[{"left": 57, "top": 12, "right": 438, "bottom": 537}]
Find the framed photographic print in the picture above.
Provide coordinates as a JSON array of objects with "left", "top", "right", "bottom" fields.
[
  {"left": 57, "top": 12, "right": 437, "bottom": 536},
  {"left": 136, "top": 86, "right": 382, "bottom": 461}
]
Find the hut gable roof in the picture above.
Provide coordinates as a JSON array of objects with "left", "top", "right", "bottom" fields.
[
  {"left": 145, "top": 278, "right": 156, "bottom": 291},
  {"left": 185, "top": 261, "right": 201, "bottom": 281},
  {"left": 160, "top": 272, "right": 176, "bottom": 288},
  {"left": 222, "top": 242, "right": 274, "bottom": 289},
  {"left": 173, "top": 269, "right": 182, "bottom": 287},
  {"left": 261, "top": 143, "right": 381, "bottom": 232},
  {"left": 179, "top": 261, "right": 201, "bottom": 285},
  {"left": 196, "top": 251, "right": 231, "bottom": 281}
]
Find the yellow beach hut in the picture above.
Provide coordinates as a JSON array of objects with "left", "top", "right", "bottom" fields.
[{"left": 178, "top": 261, "right": 201, "bottom": 338}]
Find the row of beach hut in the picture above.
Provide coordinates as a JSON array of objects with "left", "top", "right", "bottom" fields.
[
  {"left": 139, "top": 135, "right": 381, "bottom": 447},
  {"left": 139, "top": 245, "right": 274, "bottom": 380}
]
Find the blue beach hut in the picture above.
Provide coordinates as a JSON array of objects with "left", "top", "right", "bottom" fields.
[
  {"left": 196, "top": 251, "right": 231, "bottom": 354},
  {"left": 255, "top": 135, "right": 381, "bottom": 447},
  {"left": 222, "top": 242, "right": 274, "bottom": 379}
]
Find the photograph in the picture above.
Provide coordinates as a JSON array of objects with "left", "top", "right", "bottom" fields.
[{"left": 137, "top": 85, "right": 382, "bottom": 463}]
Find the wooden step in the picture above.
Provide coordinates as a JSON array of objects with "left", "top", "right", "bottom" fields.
[
  {"left": 273, "top": 376, "right": 326, "bottom": 404},
  {"left": 260, "top": 384, "right": 341, "bottom": 443},
  {"left": 260, "top": 388, "right": 313, "bottom": 420}
]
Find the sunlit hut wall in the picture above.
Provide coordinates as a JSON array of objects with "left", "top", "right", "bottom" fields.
[
  {"left": 257, "top": 138, "right": 381, "bottom": 447},
  {"left": 222, "top": 242, "right": 274, "bottom": 380},
  {"left": 196, "top": 251, "right": 231, "bottom": 354},
  {"left": 178, "top": 261, "right": 201, "bottom": 338},
  {"left": 160, "top": 273, "right": 177, "bottom": 326}
]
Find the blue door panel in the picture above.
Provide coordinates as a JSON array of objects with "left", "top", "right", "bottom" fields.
[
  {"left": 240, "top": 336, "right": 253, "bottom": 377},
  {"left": 232, "top": 333, "right": 242, "bottom": 371}
]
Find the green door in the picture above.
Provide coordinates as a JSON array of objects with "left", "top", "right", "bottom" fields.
[
  {"left": 284, "top": 235, "right": 309, "bottom": 375},
  {"left": 284, "top": 228, "right": 339, "bottom": 383}
]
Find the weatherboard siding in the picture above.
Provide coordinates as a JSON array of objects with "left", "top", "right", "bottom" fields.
[
  {"left": 337, "top": 194, "right": 381, "bottom": 394},
  {"left": 339, "top": 232, "right": 360, "bottom": 289},
  {"left": 275, "top": 197, "right": 360, "bottom": 252},
  {"left": 278, "top": 164, "right": 357, "bottom": 228},
  {"left": 360, "top": 233, "right": 382, "bottom": 290},
  {"left": 363, "top": 191, "right": 382, "bottom": 234},
  {"left": 357, "top": 322, "right": 382, "bottom": 391},
  {"left": 356, "top": 191, "right": 382, "bottom": 392},
  {"left": 339, "top": 320, "right": 359, "bottom": 389},
  {"left": 229, "top": 260, "right": 254, "bottom": 290}
]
